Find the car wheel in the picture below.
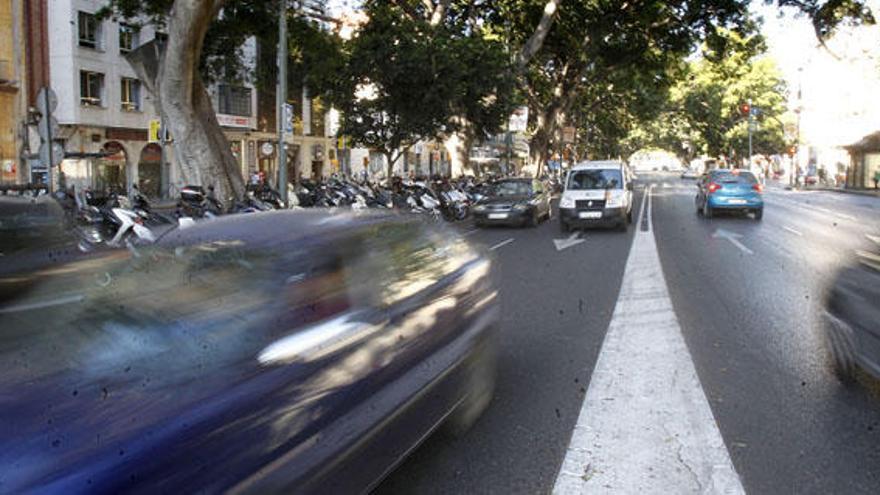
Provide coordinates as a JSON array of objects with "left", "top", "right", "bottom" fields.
[
  {"left": 754, "top": 208, "right": 763, "bottom": 221},
  {"left": 527, "top": 211, "right": 538, "bottom": 228},
  {"left": 618, "top": 220, "right": 628, "bottom": 232},
  {"left": 559, "top": 219, "right": 569, "bottom": 233},
  {"left": 626, "top": 208, "right": 633, "bottom": 224},
  {"left": 704, "top": 205, "right": 713, "bottom": 219},
  {"left": 824, "top": 312, "right": 858, "bottom": 383},
  {"left": 443, "top": 335, "right": 497, "bottom": 436}
]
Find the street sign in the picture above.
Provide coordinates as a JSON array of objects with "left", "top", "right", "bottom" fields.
[
  {"left": 36, "top": 87, "right": 58, "bottom": 116},
  {"left": 283, "top": 103, "right": 294, "bottom": 135},
  {"left": 509, "top": 106, "right": 529, "bottom": 132},
  {"left": 148, "top": 119, "right": 161, "bottom": 143},
  {"left": 562, "top": 126, "right": 576, "bottom": 144},
  {"left": 37, "top": 116, "right": 59, "bottom": 140},
  {"left": 39, "top": 141, "right": 64, "bottom": 167}
]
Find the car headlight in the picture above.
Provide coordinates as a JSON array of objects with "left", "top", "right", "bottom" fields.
[
  {"left": 474, "top": 204, "right": 487, "bottom": 212},
  {"left": 513, "top": 203, "right": 528, "bottom": 211},
  {"left": 559, "top": 196, "right": 574, "bottom": 208},
  {"left": 606, "top": 195, "right": 624, "bottom": 208}
]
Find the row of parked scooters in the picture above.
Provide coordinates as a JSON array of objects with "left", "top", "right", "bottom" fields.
[{"left": 25, "top": 176, "right": 499, "bottom": 251}]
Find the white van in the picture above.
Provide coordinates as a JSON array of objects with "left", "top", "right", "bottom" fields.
[{"left": 558, "top": 160, "right": 634, "bottom": 232}]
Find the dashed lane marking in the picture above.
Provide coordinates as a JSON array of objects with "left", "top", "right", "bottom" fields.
[
  {"left": 489, "top": 238, "right": 514, "bottom": 251},
  {"left": 783, "top": 226, "right": 803, "bottom": 236},
  {"left": 553, "top": 185, "right": 744, "bottom": 495}
]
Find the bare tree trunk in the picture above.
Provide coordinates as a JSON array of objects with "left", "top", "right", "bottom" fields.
[
  {"left": 125, "top": 0, "right": 245, "bottom": 206},
  {"left": 516, "top": 0, "right": 561, "bottom": 70}
]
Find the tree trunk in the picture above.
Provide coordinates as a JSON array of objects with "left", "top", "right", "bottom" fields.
[
  {"left": 125, "top": 0, "right": 245, "bottom": 206},
  {"left": 516, "top": 0, "right": 562, "bottom": 70}
]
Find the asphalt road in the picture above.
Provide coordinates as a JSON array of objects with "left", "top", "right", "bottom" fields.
[{"left": 375, "top": 173, "right": 880, "bottom": 495}]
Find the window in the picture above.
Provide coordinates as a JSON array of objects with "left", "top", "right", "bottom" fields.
[
  {"left": 121, "top": 77, "right": 140, "bottom": 111},
  {"left": 217, "top": 84, "right": 252, "bottom": 117},
  {"left": 78, "top": 11, "right": 101, "bottom": 49},
  {"left": 119, "top": 24, "right": 140, "bottom": 53},
  {"left": 80, "top": 71, "right": 104, "bottom": 107}
]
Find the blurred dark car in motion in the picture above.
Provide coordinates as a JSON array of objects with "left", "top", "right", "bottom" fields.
[
  {"left": 823, "top": 236, "right": 880, "bottom": 383},
  {"left": 472, "top": 178, "right": 552, "bottom": 227},
  {"left": 0, "top": 210, "right": 499, "bottom": 493}
]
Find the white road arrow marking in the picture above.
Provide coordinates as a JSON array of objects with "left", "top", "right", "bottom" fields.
[
  {"left": 712, "top": 228, "right": 754, "bottom": 255},
  {"left": 783, "top": 226, "right": 803, "bottom": 236},
  {"left": 553, "top": 232, "right": 585, "bottom": 251}
]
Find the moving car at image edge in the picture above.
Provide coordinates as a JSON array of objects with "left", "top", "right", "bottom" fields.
[
  {"left": 472, "top": 178, "right": 552, "bottom": 228},
  {"left": 695, "top": 169, "right": 764, "bottom": 220},
  {"left": 0, "top": 210, "right": 499, "bottom": 494},
  {"left": 558, "top": 161, "right": 634, "bottom": 232},
  {"left": 823, "top": 235, "right": 880, "bottom": 383}
]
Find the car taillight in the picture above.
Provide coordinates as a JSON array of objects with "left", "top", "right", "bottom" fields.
[
  {"left": 753, "top": 183, "right": 764, "bottom": 193},
  {"left": 707, "top": 182, "right": 722, "bottom": 193}
]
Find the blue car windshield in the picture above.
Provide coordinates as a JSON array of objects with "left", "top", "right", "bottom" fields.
[{"left": 567, "top": 170, "right": 623, "bottom": 190}]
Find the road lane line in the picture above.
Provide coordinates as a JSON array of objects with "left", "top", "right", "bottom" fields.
[
  {"left": 463, "top": 228, "right": 480, "bottom": 236},
  {"left": 489, "top": 238, "right": 514, "bottom": 251},
  {"left": 783, "top": 226, "right": 803, "bottom": 236},
  {"left": 553, "top": 187, "right": 743, "bottom": 495}
]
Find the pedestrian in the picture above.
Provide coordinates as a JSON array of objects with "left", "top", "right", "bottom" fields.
[{"left": 874, "top": 169, "right": 880, "bottom": 190}]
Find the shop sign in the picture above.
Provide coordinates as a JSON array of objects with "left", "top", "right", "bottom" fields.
[{"left": 217, "top": 114, "right": 255, "bottom": 129}]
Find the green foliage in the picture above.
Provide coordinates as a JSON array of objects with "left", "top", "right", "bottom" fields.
[
  {"left": 332, "top": 1, "right": 517, "bottom": 166},
  {"left": 772, "top": 0, "right": 875, "bottom": 40},
  {"left": 626, "top": 29, "right": 789, "bottom": 159}
]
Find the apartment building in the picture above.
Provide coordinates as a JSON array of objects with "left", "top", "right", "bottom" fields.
[
  {"left": 0, "top": 0, "right": 29, "bottom": 184},
  {"left": 48, "top": 0, "right": 261, "bottom": 198}
]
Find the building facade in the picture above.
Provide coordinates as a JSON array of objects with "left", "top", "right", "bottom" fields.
[
  {"left": 0, "top": 0, "right": 29, "bottom": 185},
  {"left": 47, "top": 0, "right": 263, "bottom": 198}
]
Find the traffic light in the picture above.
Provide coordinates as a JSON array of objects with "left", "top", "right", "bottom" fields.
[{"left": 740, "top": 103, "right": 751, "bottom": 116}]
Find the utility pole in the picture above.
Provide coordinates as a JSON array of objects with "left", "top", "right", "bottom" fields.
[{"left": 277, "top": 0, "right": 289, "bottom": 205}]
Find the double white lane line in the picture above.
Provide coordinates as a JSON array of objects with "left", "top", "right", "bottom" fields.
[{"left": 553, "top": 186, "right": 744, "bottom": 495}]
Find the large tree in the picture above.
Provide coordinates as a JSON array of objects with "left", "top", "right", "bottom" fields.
[
  {"left": 99, "top": 0, "right": 335, "bottom": 204},
  {"left": 333, "top": 1, "right": 518, "bottom": 179}
]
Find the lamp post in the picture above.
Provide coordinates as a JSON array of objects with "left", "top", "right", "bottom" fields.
[{"left": 277, "top": 0, "right": 289, "bottom": 205}]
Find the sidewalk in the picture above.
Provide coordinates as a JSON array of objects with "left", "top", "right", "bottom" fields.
[{"left": 774, "top": 182, "right": 880, "bottom": 198}]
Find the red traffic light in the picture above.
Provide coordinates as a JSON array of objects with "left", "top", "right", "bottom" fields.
[{"left": 740, "top": 103, "right": 751, "bottom": 115}]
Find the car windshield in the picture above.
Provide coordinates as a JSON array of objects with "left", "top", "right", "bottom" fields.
[
  {"left": 492, "top": 181, "right": 532, "bottom": 196},
  {"left": 567, "top": 170, "right": 623, "bottom": 190}
]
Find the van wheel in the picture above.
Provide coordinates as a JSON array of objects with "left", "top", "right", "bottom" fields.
[
  {"left": 559, "top": 219, "right": 569, "bottom": 233},
  {"left": 626, "top": 208, "right": 633, "bottom": 224},
  {"left": 754, "top": 208, "right": 763, "bottom": 221}
]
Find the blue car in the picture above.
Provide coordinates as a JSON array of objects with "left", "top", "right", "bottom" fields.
[
  {"left": 695, "top": 169, "right": 764, "bottom": 220},
  {"left": 0, "top": 210, "right": 499, "bottom": 494}
]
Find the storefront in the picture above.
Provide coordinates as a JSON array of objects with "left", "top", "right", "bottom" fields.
[{"left": 845, "top": 131, "right": 880, "bottom": 189}]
